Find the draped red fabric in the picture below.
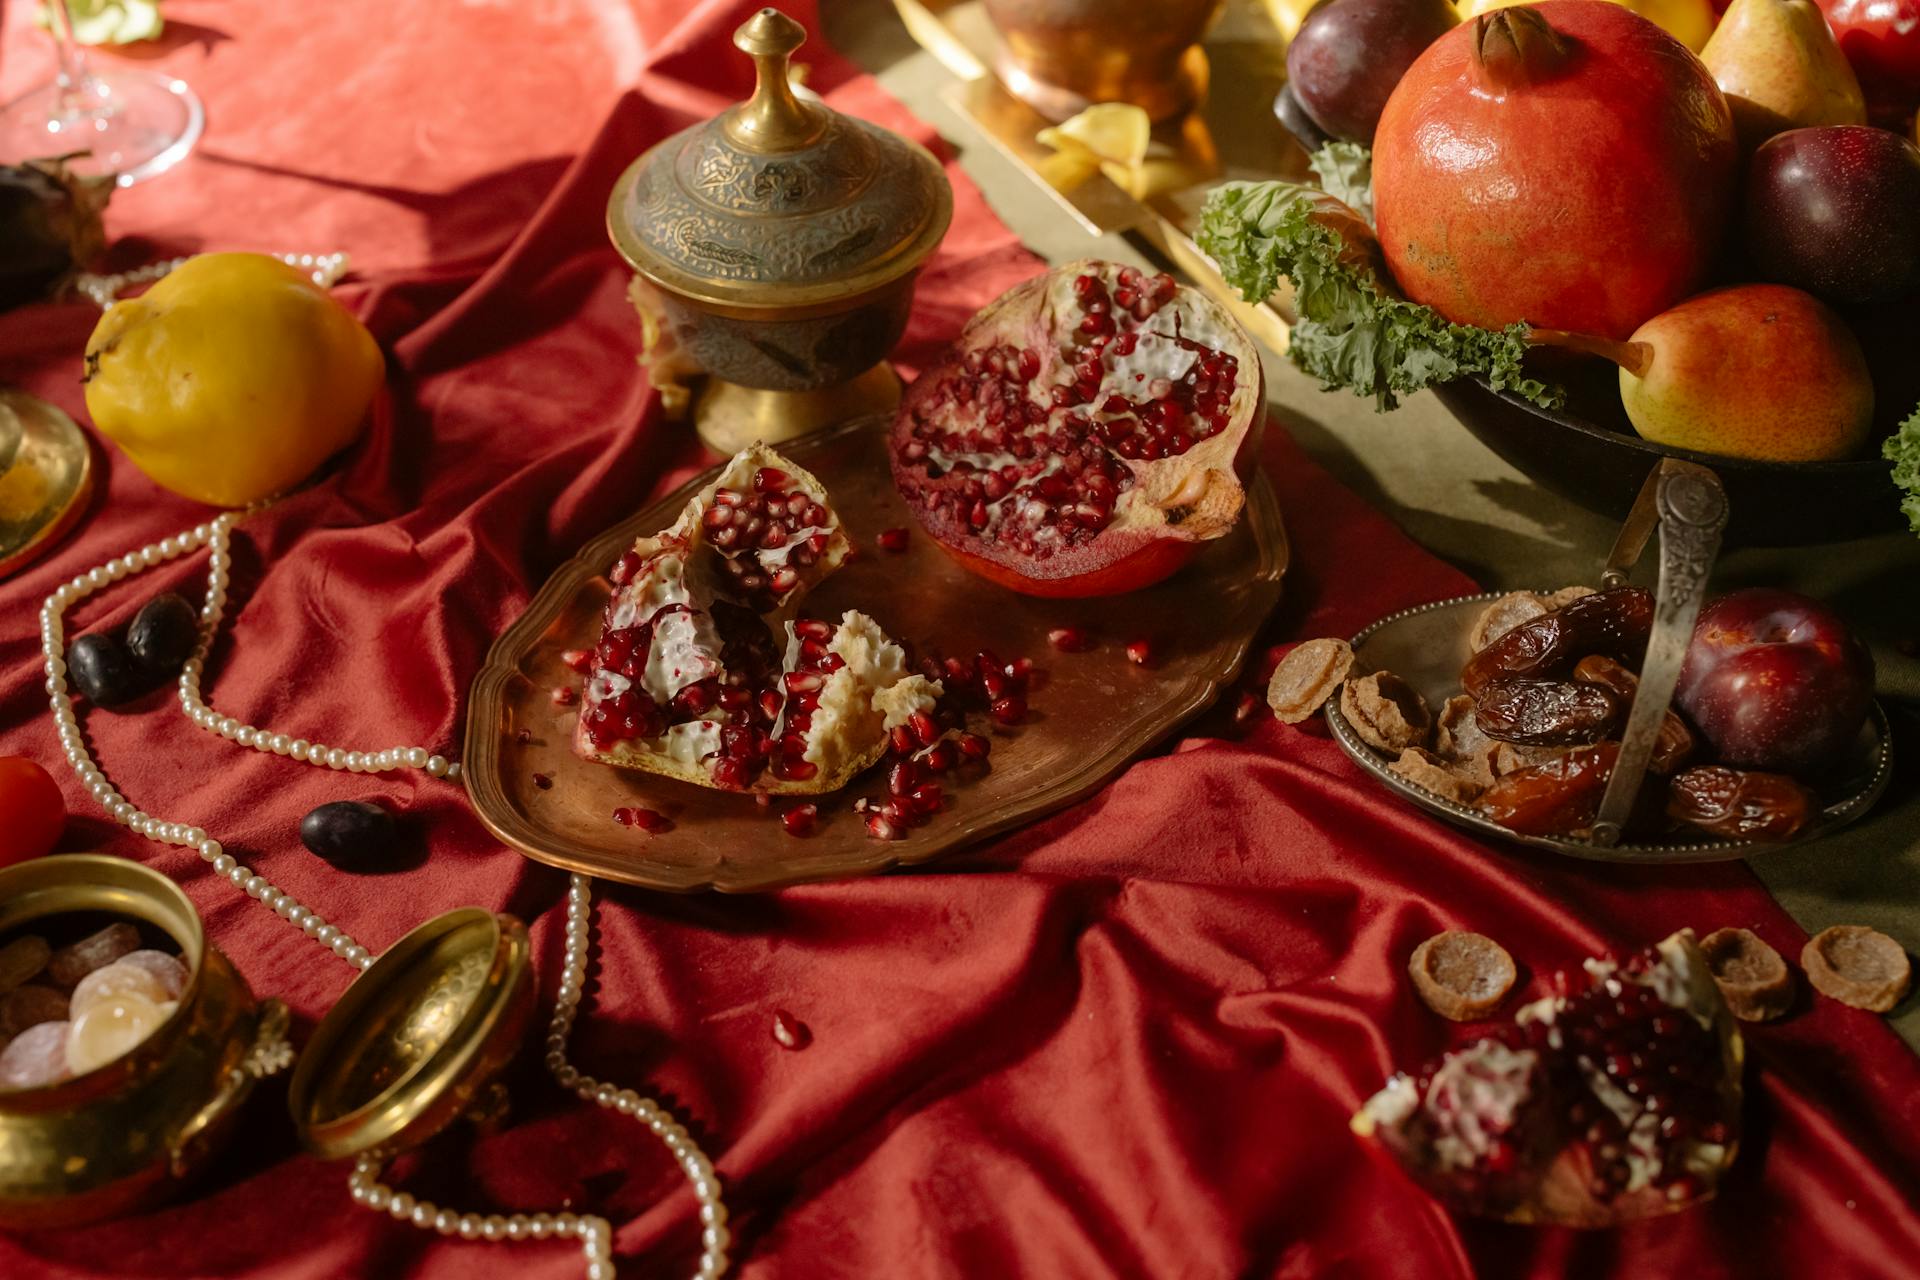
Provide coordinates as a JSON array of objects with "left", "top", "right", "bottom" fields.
[{"left": 1, "top": 2, "right": 1917, "bottom": 1276}]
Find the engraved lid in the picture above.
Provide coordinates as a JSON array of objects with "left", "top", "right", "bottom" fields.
[{"left": 607, "top": 8, "right": 952, "bottom": 310}]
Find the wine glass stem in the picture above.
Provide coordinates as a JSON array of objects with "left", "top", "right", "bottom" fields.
[{"left": 44, "top": 1, "right": 95, "bottom": 112}]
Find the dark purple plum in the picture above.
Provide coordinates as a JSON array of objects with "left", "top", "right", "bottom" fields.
[
  {"left": 1745, "top": 125, "right": 1920, "bottom": 305},
  {"left": 1283, "top": 0, "right": 1457, "bottom": 145}
]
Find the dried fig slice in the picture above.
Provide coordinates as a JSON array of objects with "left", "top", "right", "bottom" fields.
[
  {"left": 1802, "top": 925, "right": 1912, "bottom": 1013},
  {"left": 573, "top": 444, "right": 941, "bottom": 794},
  {"left": 1267, "top": 637, "right": 1354, "bottom": 724},
  {"left": 1470, "top": 592, "right": 1550, "bottom": 652},
  {"left": 1340, "top": 671, "right": 1432, "bottom": 753},
  {"left": 1390, "top": 747, "right": 1487, "bottom": 806},
  {"left": 1409, "top": 930, "right": 1517, "bottom": 1020},
  {"left": 1698, "top": 927, "right": 1794, "bottom": 1022}
]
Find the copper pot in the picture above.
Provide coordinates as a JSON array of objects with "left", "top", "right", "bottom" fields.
[{"left": 982, "top": 0, "right": 1227, "bottom": 122}]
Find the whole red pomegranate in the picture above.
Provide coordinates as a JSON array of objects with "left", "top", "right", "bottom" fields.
[
  {"left": 1372, "top": 3, "right": 1738, "bottom": 342},
  {"left": 1355, "top": 930, "right": 1743, "bottom": 1226},
  {"left": 888, "top": 261, "right": 1262, "bottom": 597}
]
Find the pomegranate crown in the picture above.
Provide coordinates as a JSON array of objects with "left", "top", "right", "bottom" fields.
[{"left": 1470, "top": 7, "right": 1574, "bottom": 92}]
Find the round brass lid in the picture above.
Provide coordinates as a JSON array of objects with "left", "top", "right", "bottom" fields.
[
  {"left": 607, "top": 8, "right": 953, "bottom": 310},
  {"left": 288, "top": 908, "right": 533, "bottom": 1160}
]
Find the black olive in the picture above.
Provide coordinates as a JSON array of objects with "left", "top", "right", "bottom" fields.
[
  {"left": 67, "top": 633, "right": 138, "bottom": 707},
  {"left": 126, "top": 592, "right": 199, "bottom": 672},
  {"left": 299, "top": 801, "right": 397, "bottom": 867}
]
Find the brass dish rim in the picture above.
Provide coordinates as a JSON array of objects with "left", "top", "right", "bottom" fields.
[
  {"left": 0, "top": 389, "right": 96, "bottom": 582},
  {"left": 1324, "top": 591, "right": 1895, "bottom": 865},
  {"left": 462, "top": 415, "right": 1290, "bottom": 893},
  {"left": 605, "top": 127, "right": 956, "bottom": 314},
  {"left": 0, "top": 853, "right": 205, "bottom": 1102},
  {"left": 287, "top": 907, "right": 532, "bottom": 1160}
]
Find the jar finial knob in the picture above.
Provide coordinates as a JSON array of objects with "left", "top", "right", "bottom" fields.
[{"left": 726, "top": 8, "right": 825, "bottom": 152}]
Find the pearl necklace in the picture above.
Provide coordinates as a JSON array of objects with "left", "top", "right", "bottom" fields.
[{"left": 39, "top": 511, "right": 729, "bottom": 1279}]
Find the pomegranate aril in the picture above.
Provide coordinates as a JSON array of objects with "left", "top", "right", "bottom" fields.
[
  {"left": 922, "top": 740, "right": 958, "bottom": 773},
  {"left": 910, "top": 711, "right": 941, "bottom": 747},
  {"left": 877, "top": 527, "right": 911, "bottom": 553},
  {"left": 781, "top": 804, "right": 818, "bottom": 836},
  {"left": 1125, "top": 637, "right": 1159, "bottom": 666},
  {"left": 613, "top": 807, "right": 671, "bottom": 833},
  {"left": 866, "top": 813, "right": 905, "bottom": 841},
  {"left": 770, "top": 567, "right": 800, "bottom": 593},
  {"left": 773, "top": 755, "right": 819, "bottom": 781},
  {"left": 1048, "top": 626, "right": 1094, "bottom": 653},
  {"left": 890, "top": 724, "right": 917, "bottom": 756},
  {"left": 672, "top": 681, "right": 716, "bottom": 717},
  {"left": 957, "top": 732, "right": 991, "bottom": 761},
  {"left": 784, "top": 671, "right": 825, "bottom": 694},
  {"left": 1233, "top": 690, "right": 1265, "bottom": 726},
  {"left": 888, "top": 760, "right": 921, "bottom": 797},
  {"left": 712, "top": 758, "right": 752, "bottom": 790},
  {"left": 551, "top": 687, "right": 577, "bottom": 707},
  {"left": 908, "top": 783, "right": 944, "bottom": 816},
  {"left": 561, "top": 648, "right": 594, "bottom": 672},
  {"left": 990, "top": 695, "right": 1027, "bottom": 726}
]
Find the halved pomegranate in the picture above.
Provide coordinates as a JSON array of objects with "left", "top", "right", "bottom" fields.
[
  {"left": 573, "top": 444, "right": 942, "bottom": 794},
  {"left": 1353, "top": 930, "right": 1743, "bottom": 1227},
  {"left": 888, "top": 260, "right": 1264, "bottom": 597}
]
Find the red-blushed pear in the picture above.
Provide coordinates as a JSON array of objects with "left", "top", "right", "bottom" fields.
[
  {"left": 1701, "top": 0, "right": 1866, "bottom": 152},
  {"left": 1535, "top": 285, "right": 1873, "bottom": 462}
]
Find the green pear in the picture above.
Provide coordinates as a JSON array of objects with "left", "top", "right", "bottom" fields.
[{"left": 1702, "top": 0, "right": 1866, "bottom": 151}]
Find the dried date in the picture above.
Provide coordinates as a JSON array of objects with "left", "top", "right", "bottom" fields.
[
  {"left": 1461, "top": 586, "right": 1654, "bottom": 697},
  {"left": 1571, "top": 655, "right": 1698, "bottom": 774},
  {"left": 1477, "top": 742, "right": 1638, "bottom": 837},
  {"left": 1666, "top": 766, "right": 1815, "bottom": 842},
  {"left": 1474, "top": 678, "right": 1623, "bottom": 746}
]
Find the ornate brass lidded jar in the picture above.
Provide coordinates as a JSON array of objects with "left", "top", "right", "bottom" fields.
[
  {"left": 608, "top": 7, "right": 953, "bottom": 453},
  {"left": 0, "top": 855, "right": 533, "bottom": 1226}
]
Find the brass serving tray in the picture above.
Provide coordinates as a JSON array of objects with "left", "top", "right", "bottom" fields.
[
  {"left": 1326, "top": 593, "right": 1894, "bottom": 864},
  {"left": 893, "top": 0, "right": 1304, "bottom": 356},
  {"left": 464, "top": 416, "right": 1288, "bottom": 892}
]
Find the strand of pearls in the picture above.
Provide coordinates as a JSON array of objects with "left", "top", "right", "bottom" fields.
[
  {"left": 38, "top": 514, "right": 731, "bottom": 1277},
  {"left": 73, "top": 251, "right": 351, "bottom": 308}
]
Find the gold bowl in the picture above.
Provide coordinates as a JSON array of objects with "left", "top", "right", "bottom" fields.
[
  {"left": 0, "top": 855, "right": 288, "bottom": 1229},
  {"left": 981, "top": 0, "right": 1227, "bottom": 123},
  {"left": 608, "top": 8, "right": 953, "bottom": 453}
]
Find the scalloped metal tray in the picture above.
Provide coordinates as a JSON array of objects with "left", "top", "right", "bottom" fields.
[
  {"left": 1325, "top": 593, "right": 1893, "bottom": 864},
  {"left": 463, "top": 415, "right": 1288, "bottom": 892}
]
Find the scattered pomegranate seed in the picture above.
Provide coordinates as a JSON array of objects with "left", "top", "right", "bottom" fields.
[
  {"left": 561, "top": 648, "right": 594, "bottom": 673},
  {"left": 533, "top": 773, "right": 553, "bottom": 790},
  {"left": 877, "top": 527, "right": 911, "bottom": 552},
  {"left": 990, "top": 695, "right": 1027, "bottom": 726},
  {"left": 754, "top": 792, "right": 774, "bottom": 813},
  {"left": 1048, "top": 626, "right": 1095, "bottom": 653},
  {"left": 781, "top": 804, "right": 818, "bottom": 836},
  {"left": 956, "top": 732, "right": 991, "bottom": 761},
  {"left": 613, "top": 806, "right": 671, "bottom": 833},
  {"left": 551, "top": 686, "right": 577, "bottom": 706},
  {"left": 866, "top": 813, "right": 904, "bottom": 841},
  {"left": 1233, "top": 690, "right": 1265, "bottom": 727},
  {"left": 1125, "top": 637, "right": 1159, "bottom": 667},
  {"left": 772, "top": 1009, "right": 812, "bottom": 1050},
  {"left": 922, "top": 740, "right": 958, "bottom": 773},
  {"left": 515, "top": 728, "right": 533, "bottom": 745}
]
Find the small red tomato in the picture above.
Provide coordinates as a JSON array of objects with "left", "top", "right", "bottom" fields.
[{"left": 0, "top": 757, "right": 66, "bottom": 865}]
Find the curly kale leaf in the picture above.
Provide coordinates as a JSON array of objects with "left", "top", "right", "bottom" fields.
[
  {"left": 1197, "top": 179, "right": 1561, "bottom": 413},
  {"left": 1886, "top": 404, "right": 1920, "bottom": 537}
]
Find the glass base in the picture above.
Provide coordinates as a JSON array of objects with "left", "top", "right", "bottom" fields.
[{"left": 0, "top": 68, "right": 204, "bottom": 186}]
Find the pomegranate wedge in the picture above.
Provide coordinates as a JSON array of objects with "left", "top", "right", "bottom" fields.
[
  {"left": 889, "top": 260, "right": 1263, "bottom": 597},
  {"left": 573, "top": 444, "right": 941, "bottom": 794},
  {"left": 1353, "top": 929, "right": 1743, "bottom": 1227}
]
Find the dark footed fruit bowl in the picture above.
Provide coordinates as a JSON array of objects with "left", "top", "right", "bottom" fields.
[{"left": 1433, "top": 360, "right": 1906, "bottom": 548}]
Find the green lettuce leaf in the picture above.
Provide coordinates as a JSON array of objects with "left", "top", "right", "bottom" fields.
[
  {"left": 1885, "top": 404, "right": 1920, "bottom": 537},
  {"left": 1307, "top": 142, "right": 1373, "bottom": 226},
  {"left": 1197, "top": 179, "right": 1562, "bottom": 413}
]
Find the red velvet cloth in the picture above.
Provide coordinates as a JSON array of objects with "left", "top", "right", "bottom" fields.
[{"left": 3, "top": 3, "right": 1918, "bottom": 1276}]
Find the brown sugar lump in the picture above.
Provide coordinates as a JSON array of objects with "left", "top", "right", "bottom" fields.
[
  {"left": 1698, "top": 927, "right": 1794, "bottom": 1022},
  {"left": 1339, "top": 671, "right": 1432, "bottom": 753},
  {"left": 1389, "top": 747, "right": 1487, "bottom": 806},
  {"left": 1408, "top": 931, "right": 1517, "bottom": 1021},
  {"left": 1802, "top": 926, "right": 1912, "bottom": 1013},
  {"left": 1267, "top": 638, "right": 1354, "bottom": 724},
  {"left": 1469, "top": 592, "right": 1550, "bottom": 651}
]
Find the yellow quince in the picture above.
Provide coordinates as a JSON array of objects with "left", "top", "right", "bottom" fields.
[{"left": 83, "top": 253, "right": 383, "bottom": 507}]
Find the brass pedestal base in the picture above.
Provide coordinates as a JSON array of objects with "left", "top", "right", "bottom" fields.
[
  {"left": 691, "top": 363, "right": 903, "bottom": 456},
  {"left": 0, "top": 389, "right": 94, "bottom": 580},
  {"left": 994, "top": 44, "right": 1210, "bottom": 125}
]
